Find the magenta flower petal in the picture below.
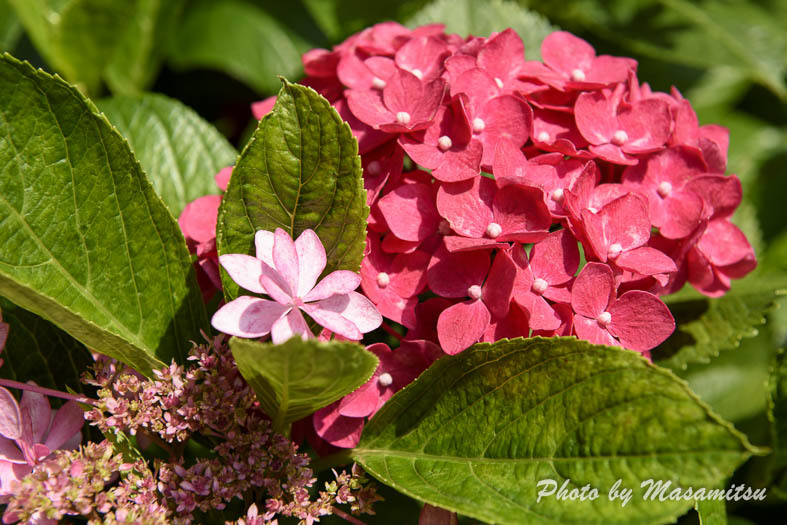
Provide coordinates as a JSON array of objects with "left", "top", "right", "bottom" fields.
[
  {"left": 211, "top": 296, "right": 288, "bottom": 338},
  {"left": 178, "top": 195, "right": 222, "bottom": 244},
  {"left": 303, "top": 271, "right": 362, "bottom": 302},
  {"left": 541, "top": 31, "right": 595, "bottom": 78},
  {"left": 313, "top": 291, "right": 383, "bottom": 334},
  {"left": 436, "top": 177, "right": 495, "bottom": 238},
  {"left": 214, "top": 166, "right": 232, "bottom": 191},
  {"left": 427, "top": 246, "right": 490, "bottom": 298},
  {"left": 218, "top": 254, "right": 267, "bottom": 294},
  {"left": 0, "top": 438, "right": 24, "bottom": 463},
  {"left": 607, "top": 291, "right": 675, "bottom": 351},
  {"left": 437, "top": 299, "right": 491, "bottom": 355},
  {"left": 615, "top": 246, "right": 677, "bottom": 276},
  {"left": 0, "top": 388, "right": 21, "bottom": 441},
  {"left": 575, "top": 90, "right": 616, "bottom": 145},
  {"left": 337, "top": 377, "right": 381, "bottom": 418},
  {"left": 378, "top": 183, "right": 441, "bottom": 242},
  {"left": 571, "top": 262, "right": 614, "bottom": 318},
  {"left": 19, "top": 390, "right": 50, "bottom": 445},
  {"left": 302, "top": 304, "right": 362, "bottom": 340},
  {"left": 573, "top": 315, "right": 618, "bottom": 346},
  {"left": 271, "top": 308, "right": 313, "bottom": 344},
  {"left": 295, "top": 229, "right": 328, "bottom": 297},
  {"left": 493, "top": 184, "right": 551, "bottom": 242},
  {"left": 475, "top": 95, "right": 533, "bottom": 167},
  {"left": 530, "top": 229, "right": 580, "bottom": 286},
  {"left": 313, "top": 402, "right": 365, "bottom": 448},
  {"left": 481, "top": 248, "right": 517, "bottom": 319},
  {"left": 42, "top": 401, "right": 83, "bottom": 452}
]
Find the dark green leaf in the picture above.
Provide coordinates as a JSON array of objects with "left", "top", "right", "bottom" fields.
[
  {"left": 217, "top": 79, "right": 367, "bottom": 301},
  {"left": 0, "top": 54, "right": 207, "bottom": 376},
  {"left": 230, "top": 336, "right": 378, "bottom": 431},
  {"left": 767, "top": 348, "right": 787, "bottom": 497},
  {"left": 354, "top": 337, "right": 758, "bottom": 525},
  {"left": 408, "top": 0, "right": 556, "bottom": 60},
  {"left": 653, "top": 278, "right": 787, "bottom": 370},
  {"left": 98, "top": 93, "right": 237, "bottom": 217},
  {"left": 696, "top": 498, "right": 727, "bottom": 525},
  {"left": 168, "top": 0, "right": 313, "bottom": 95},
  {"left": 0, "top": 296, "right": 91, "bottom": 394}
]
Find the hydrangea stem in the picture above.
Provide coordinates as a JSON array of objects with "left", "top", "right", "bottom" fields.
[
  {"left": 331, "top": 507, "right": 368, "bottom": 525},
  {"left": 0, "top": 378, "right": 96, "bottom": 405}
]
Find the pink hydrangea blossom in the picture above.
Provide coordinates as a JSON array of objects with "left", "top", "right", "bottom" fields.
[{"left": 212, "top": 228, "right": 382, "bottom": 343}]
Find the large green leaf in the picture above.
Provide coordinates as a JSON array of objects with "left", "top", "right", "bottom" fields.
[
  {"left": 0, "top": 0, "right": 20, "bottom": 51},
  {"left": 8, "top": 0, "right": 179, "bottom": 95},
  {"left": 168, "top": 0, "right": 313, "bottom": 95},
  {"left": 217, "top": 80, "right": 367, "bottom": 301},
  {"left": 98, "top": 93, "right": 237, "bottom": 217},
  {"left": 696, "top": 498, "right": 727, "bottom": 525},
  {"left": 0, "top": 54, "right": 207, "bottom": 376},
  {"left": 408, "top": 0, "right": 556, "bottom": 60},
  {"left": 767, "top": 348, "right": 787, "bottom": 498},
  {"left": 653, "top": 278, "right": 787, "bottom": 370},
  {"left": 0, "top": 297, "right": 92, "bottom": 394},
  {"left": 230, "top": 337, "right": 378, "bottom": 432},
  {"left": 353, "top": 337, "right": 757, "bottom": 525}
]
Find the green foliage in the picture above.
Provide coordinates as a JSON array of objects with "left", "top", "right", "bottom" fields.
[
  {"left": 767, "top": 348, "right": 787, "bottom": 498},
  {"left": 408, "top": 0, "right": 556, "bottom": 60},
  {"left": 0, "top": 54, "right": 207, "bottom": 376},
  {"left": 8, "top": 0, "right": 180, "bottom": 95},
  {"left": 0, "top": 0, "right": 20, "bottom": 51},
  {"left": 98, "top": 93, "right": 237, "bottom": 217},
  {"left": 696, "top": 498, "right": 727, "bottom": 525},
  {"left": 168, "top": 0, "right": 315, "bottom": 95},
  {"left": 0, "top": 297, "right": 91, "bottom": 394},
  {"left": 230, "top": 337, "right": 379, "bottom": 432},
  {"left": 354, "top": 337, "right": 757, "bottom": 525},
  {"left": 217, "top": 80, "right": 367, "bottom": 301},
  {"left": 653, "top": 278, "right": 787, "bottom": 370}
]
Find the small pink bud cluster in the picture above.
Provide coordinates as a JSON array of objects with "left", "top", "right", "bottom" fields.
[{"left": 247, "top": 23, "right": 754, "bottom": 357}]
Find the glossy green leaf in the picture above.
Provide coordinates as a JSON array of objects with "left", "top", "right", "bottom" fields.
[
  {"left": 354, "top": 337, "right": 758, "bottom": 525},
  {"left": 0, "top": 297, "right": 91, "bottom": 394},
  {"left": 168, "top": 0, "right": 313, "bottom": 95},
  {"left": 653, "top": 278, "right": 787, "bottom": 370},
  {"left": 98, "top": 93, "right": 237, "bottom": 217},
  {"left": 230, "top": 337, "right": 378, "bottom": 431},
  {"left": 0, "top": 0, "right": 20, "bottom": 51},
  {"left": 407, "top": 0, "right": 556, "bottom": 60},
  {"left": 217, "top": 79, "right": 367, "bottom": 301},
  {"left": 0, "top": 54, "right": 207, "bottom": 376},
  {"left": 696, "top": 498, "right": 727, "bottom": 525}
]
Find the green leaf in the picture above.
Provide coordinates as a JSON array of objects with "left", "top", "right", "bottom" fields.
[
  {"left": 217, "top": 79, "right": 367, "bottom": 301},
  {"left": 301, "top": 0, "right": 428, "bottom": 43},
  {"left": 168, "top": 0, "right": 313, "bottom": 95},
  {"left": 102, "top": 0, "right": 187, "bottom": 95},
  {"left": 353, "top": 337, "right": 758, "bottom": 525},
  {"left": 407, "top": 0, "right": 557, "bottom": 60},
  {"left": 0, "top": 297, "right": 92, "bottom": 394},
  {"left": 98, "top": 93, "right": 237, "bottom": 217},
  {"left": 767, "top": 348, "right": 787, "bottom": 497},
  {"left": 230, "top": 336, "right": 378, "bottom": 432},
  {"left": 653, "top": 278, "right": 787, "bottom": 370},
  {"left": 0, "top": 54, "right": 207, "bottom": 376},
  {"left": 0, "top": 0, "right": 21, "bottom": 51},
  {"left": 696, "top": 498, "right": 727, "bottom": 525}
]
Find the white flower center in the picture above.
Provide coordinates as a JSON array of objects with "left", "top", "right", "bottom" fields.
[
  {"left": 372, "top": 76, "right": 386, "bottom": 89},
  {"left": 367, "top": 160, "right": 382, "bottom": 176},
  {"left": 378, "top": 372, "right": 393, "bottom": 387},
  {"left": 396, "top": 111, "right": 411, "bottom": 125},
  {"left": 438, "top": 220, "right": 452, "bottom": 235},
  {"left": 494, "top": 77, "right": 504, "bottom": 89},
  {"left": 536, "top": 131, "right": 550, "bottom": 143},
  {"left": 485, "top": 222, "right": 502, "bottom": 238},
  {"left": 532, "top": 278, "right": 548, "bottom": 295},
  {"left": 551, "top": 188, "right": 564, "bottom": 203},
  {"left": 467, "top": 285, "right": 483, "bottom": 300},
  {"left": 596, "top": 311, "right": 612, "bottom": 326},
  {"left": 472, "top": 118, "right": 486, "bottom": 133},
  {"left": 587, "top": 207, "right": 598, "bottom": 214},
  {"left": 438, "top": 135, "right": 453, "bottom": 151},
  {"left": 657, "top": 181, "right": 673, "bottom": 198},
  {"left": 570, "top": 69, "right": 586, "bottom": 82},
  {"left": 608, "top": 243, "right": 623, "bottom": 259},
  {"left": 376, "top": 272, "right": 390, "bottom": 288},
  {"left": 411, "top": 68, "right": 423, "bottom": 80},
  {"left": 611, "top": 130, "right": 628, "bottom": 146}
]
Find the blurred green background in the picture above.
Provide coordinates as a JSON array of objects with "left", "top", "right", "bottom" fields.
[{"left": 1, "top": 0, "right": 786, "bottom": 523}]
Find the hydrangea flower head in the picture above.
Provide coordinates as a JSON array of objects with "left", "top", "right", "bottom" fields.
[{"left": 212, "top": 228, "right": 382, "bottom": 343}]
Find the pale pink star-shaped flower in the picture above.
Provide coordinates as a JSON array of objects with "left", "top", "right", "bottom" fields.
[{"left": 212, "top": 228, "right": 382, "bottom": 343}]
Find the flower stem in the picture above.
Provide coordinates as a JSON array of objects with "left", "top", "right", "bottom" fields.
[
  {"left": 0, "top": 378, "right": 96, "bottom": 405},
  {"left": 332, "top": 507, "right": 367, "bottom": 525},
  {"left": 380, "top": 321, "right": 403, "bottom": 341}
]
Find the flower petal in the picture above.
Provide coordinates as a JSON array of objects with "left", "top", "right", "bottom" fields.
[
  {"left": 303, "top": 271, "right": 361, "bottom": 302},
  {"left": 608, "top": 291, "right": 675, "bottom": 351},
  {"left": 43, "top": 401, "right": 83, "bottom": 452},
  {"left": 313, "top": 402, "right": 364, "bottom": 449},
  {"left": 310, "top": 291, "right": 383, "bottom": 334},
  {"left": 271, "top": 308, "right": 313, "bottom": 344},
  {"left": 254, "top": 230, "right": 275, "bottom": 267},
  {"left": 218, "top": 254, "right": 267, "bottom": 294},
  {"left": 437, "top": 300, "right": 491, "bottom": 355},
  {"left": 19, "top": 389, "right": 50, "bottom": 445},
  {"left": 571, "top": 262, "right": 614, "bottom": 318},
  {"left": 0, "top": 388, "right": 21, "bottom": 441},
  {"left": 273, "top": 229, "right": 299, "bottom": 295},
  {"left": 573, "top": 315, "right": 618, "bottom": 347},
  {"left": 211, "top": 296, "right": 288, "bottom": 338},
  {"left": 301, "top": 304, "right": 362, "bottom": 341},
  {"left": 295, "top": 229, "right": 327, "bottom": 298}
]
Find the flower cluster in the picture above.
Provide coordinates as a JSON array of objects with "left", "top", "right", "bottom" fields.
[
  {"left": 81, "top": 334, "right": 380, "bottom": 523},
  {"left": 247, "top": 23, "right": 755, "bottom": 356}
]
